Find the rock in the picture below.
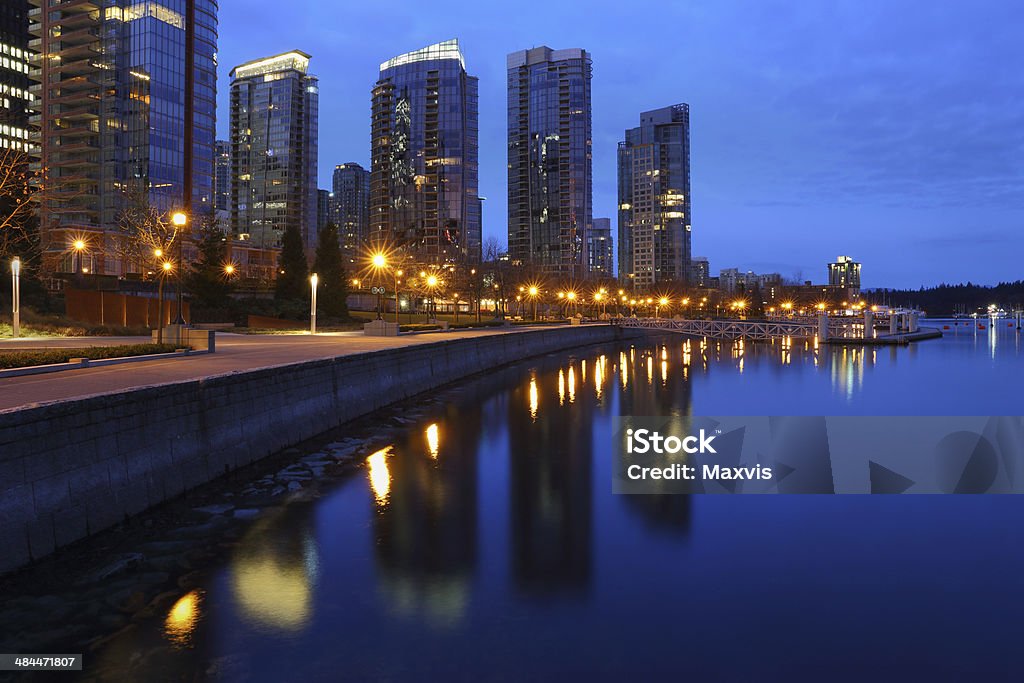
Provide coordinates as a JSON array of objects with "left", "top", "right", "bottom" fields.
[
  {"left": 270, "top": 486, "right": 285, "bottom": 497},
  {"left": 232, "top": 508, "right": 261, "bottom": 520},
  {"left": 193, "top": 503, "right": 234, "bottom": 516},
  {"left": 286, "top": 481, "right": 302, "bottom": 492},
  {"left": 85, "top": 553, "right": 145, "bottom": 583},
  {"left": 177, "top": 571, "right": 202, "bottom": 590}
]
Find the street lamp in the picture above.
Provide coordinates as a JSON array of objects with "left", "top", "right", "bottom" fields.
[
  {"left": 71, "top": 239, "right": 86, "bottom": 274},
  {"left": 528, "top": 285, "right": 539, "bottom": 321},
  {"left": 426, "top": 274, "right": 439, "bottom": 319},
  {"left": 223, "top": 263, "right": 235, "bottom": 276},
  {"left": 310, "top": 273, "right": 319, "bottom": 334},
  {"left": 10, "top": 257, "right": 20, "bottom": 338},
  {"left": 156, "top": 260, "right": 172, "bottom": 343},
  {"left": 394, "top": 268, "right": 403, "bottom": 324},
  {"left": 370, "top": 251, "right": 388, "bottom": 319},
  {"left": 171, "top": 211, "right": 188, "bottom": 325},
  {"left": 656, "top": 296, "right": 669, "bottom": 319}
]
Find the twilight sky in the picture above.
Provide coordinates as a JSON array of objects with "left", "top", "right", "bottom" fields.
[{"left": 215, "top": 0, "right": 1024, "bottom": 288}]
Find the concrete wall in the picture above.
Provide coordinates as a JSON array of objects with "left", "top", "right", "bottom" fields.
[{"left": 0, "top": 325, "right": 627, "bottom": 575}]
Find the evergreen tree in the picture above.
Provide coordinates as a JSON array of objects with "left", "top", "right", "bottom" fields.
[
  {"left": 187, "top": 215, "right": 233, "bottom": 310},
  {"left": 275, "top": 225, "right": 309, "bottom": 302},
  {"left": 312, "top": 223, "right": 349, "bottom": 319}
]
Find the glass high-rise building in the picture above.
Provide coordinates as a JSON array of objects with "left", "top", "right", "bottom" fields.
[
  {"left": 332, "top": 162, "right": 369, "bottom": 268},
  {"left": 317, "top": 189, "right": 331, "bottom": 233},
  {"left": 507, "top": 46, "right": 592, "bottom": 279},
  {"left": 230, "top": 50, "right": 318, "bottom": 251},
  {"left": 214, "top": 139, "right": 230, "bottom": 213},
  {"left": 370, "top": 39, "right": 481, "bottom": 264},
  {"left": 587, "top": 217, "right": 614, "bottom": 277},
  {"left": 618, "top": 104, "right": 691, "bottom": 290},
  {"left": 29, "top": 0, "right": 218, "bottom": 273},
  {"left": 1, "top": 0, "right": 31, "bottom": 153}
]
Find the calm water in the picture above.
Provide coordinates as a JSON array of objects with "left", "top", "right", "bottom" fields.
[{"left": 97, "top": 322, "right": 1024, "bottom": 681}]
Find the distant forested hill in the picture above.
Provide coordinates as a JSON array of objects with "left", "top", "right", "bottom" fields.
[{"left": 868, "top": 281, "right": 1024, "bottom": 315}]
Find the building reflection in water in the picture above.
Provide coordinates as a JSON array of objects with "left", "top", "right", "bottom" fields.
[
  {"left": 618, "top": 342, "right": 693, "bottom": 536},
  {"left": 509, "top": 353, "right": 593, "bottom": 598},
  {"left": 371, "top": 407, "right": 481, "bottom": 626},
  {"left": 230, "top": 507, "right": 321, "bottom": 633}
]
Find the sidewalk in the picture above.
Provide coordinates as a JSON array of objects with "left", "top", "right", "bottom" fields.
[{"left": 0, "top": 326, "right": 550, "bottom": 412}]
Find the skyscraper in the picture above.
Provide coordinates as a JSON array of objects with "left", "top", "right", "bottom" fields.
[
  {"left": 618, "top": 104, "right": 691, "bottom": 290},
  {"left": 230, "top": 50, "right": 318, "bottom": 251},
  {"left": 507, "top": 46, "right": 593, "bottom": 279},
  {"left": 29, "top": 0, "right": 218, "bottom": 274},
  {"left": 214, "top": 140, "right": 231, "bottom": 213},
  {"left": 1, "top": 0, "right": 31, "bottom": 153},
  {"left": 370, "top": 39, "right": 481, "bottom": 264},
  {"left": 332, "top": 162, "right": 369, "bottom": 268},
  {"left": 317, "top": 189, "right": 331, "bottom": 233},
  {"left": 588, "top": 217, "right": 614, "bottom": 277}
]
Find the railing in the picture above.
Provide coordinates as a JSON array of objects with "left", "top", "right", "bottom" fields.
[
  {"left": 612, "top": 316, "right": 881, "bottom": 341},
  {"left": 612, "top": 317, "right": 821, "bottom": 340}
]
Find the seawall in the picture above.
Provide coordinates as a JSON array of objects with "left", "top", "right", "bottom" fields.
[{"left": 0, "top": 325, "right": 627, "bottom": 575}]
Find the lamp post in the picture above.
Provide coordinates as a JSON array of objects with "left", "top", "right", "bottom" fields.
[
  {"left": 528, "top": 285, "right": 539, "bottom": 321},
  {"left": 393, "top": 268, "right": 403, "bottom": 324},
  {"left": 156, "top": 260, "right": 172, "bottom": 343},
  {"left": 657, "top": 296, "right": 669, "bottom": 319},
  {"left": 71, "top": 239, "right": 86, "bottom": 274},
  {"left": 11, "top": 257, "right": 20, "bottom": 338},
  {"left": 310, "top": 273, "right": 318, "bottom": 334},
  {"left": 171, "top": 211, "right": 187, "bottom": 325},
  {"left": 426, "top": 274, "right": 439, "bottom": 319},
  {"left": 370, "top": 252, "right": 387, "bottom": 320}
]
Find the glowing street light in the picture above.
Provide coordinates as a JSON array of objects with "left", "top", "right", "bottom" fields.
[
  {"left": 10, "top": 257, "right": 21, "bottom": 338},
  {"left": 656, "top": 296, "right": 669, "bottom": 319},
  {"left": 527, "top": 285, "right": 540, "bottom": 321},
  {"left": 223, "top": 263, "right": 236, "bottom": 276},
  {"left": 310, "top": 273, "right": 319, "bottom": 334},
  {"left": 71, "top": 238, "right": 87, "bottom": 274},
  {"left": 170, "top": 211, "right": 188, "bottom": 325}
]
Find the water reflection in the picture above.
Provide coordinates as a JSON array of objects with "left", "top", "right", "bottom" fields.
[
  {"left": 230, "top": 509, "right": 320, "bottom": 633},
  {"left": 367, "top": 447, "right": 393, "bottom": 505},
  {"left": 509, "top": 360, "right": 593, "bottom": 597},
  {"left": 164, "top": 590, "right": 202, "bottom": 649},
  {"left": 87, "top": 329, "right": 1024, "bottom": 680},
  {"left": 371, "top": 404, "right": 480, "bottom": 625}
]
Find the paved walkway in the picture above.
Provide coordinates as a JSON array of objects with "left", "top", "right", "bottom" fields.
[{"left": 0, "top": 326, "right": 558, "bottom": 412}]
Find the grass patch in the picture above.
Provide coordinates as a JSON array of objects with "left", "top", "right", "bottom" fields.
[{"left": 0, "top": 344, "right": 181, "bottom": 370}]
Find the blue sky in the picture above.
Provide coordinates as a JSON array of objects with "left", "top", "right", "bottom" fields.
[{"left": 216, "top": 0, "right": 1024, "bottom": 288}]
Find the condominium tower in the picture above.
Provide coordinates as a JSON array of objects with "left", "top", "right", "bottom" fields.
[
  {"left": 29, "top": 0, "right": 218, "bottom": 274},
  {"left": 507, "top": 46, "right": 593, "bottom": 278},
  {"left": 332, "top": 162, "right": 369, "bottom": 268},
  {"left": 230, "top": 50, "right": 318, "bottom": 251},
  {"left": 618, "top": 104, "right": 691, "bottom": 289},
  {"left": 1, "top": 0, "right": 31, "bottom": 153},
  {"left": 370, "top": 39, "right": 481, "bottom": 264}
]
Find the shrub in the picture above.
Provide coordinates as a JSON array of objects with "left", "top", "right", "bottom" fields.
[{"left": 0, "top": 344, "right": 180, "bottom": 370}]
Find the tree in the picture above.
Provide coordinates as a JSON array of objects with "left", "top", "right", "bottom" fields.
[
  {"left": 312, "top": 223, "right": 349, "bottom": 319},
  {"left": 187, "top": 214, "right": 233, "bottom": 310},
  {"left": 0, "top": 147, "right": 45, "bottom": 260},
  {"left": 115, "top": 187, "right": 181, "bottom": 269},
  {"left": 275, "top": 224, "right": 309, "bottom": 302}
]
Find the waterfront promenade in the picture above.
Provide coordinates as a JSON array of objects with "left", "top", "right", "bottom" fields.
[{"left": 0, "top": 326, "right": 559, "bottom": 413}]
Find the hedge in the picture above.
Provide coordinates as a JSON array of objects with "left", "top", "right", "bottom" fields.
[{"left": 0, "top": 344, "right": 181, "bottom": 370}]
